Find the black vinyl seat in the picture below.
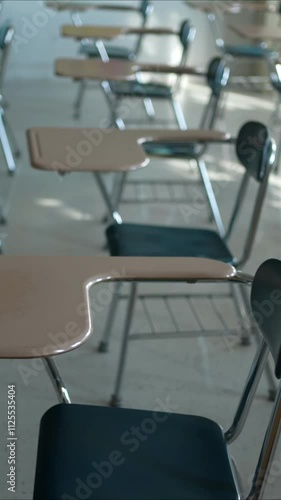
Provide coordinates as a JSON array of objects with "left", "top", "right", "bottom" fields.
[
  {"left": 110, "top": 80, "right": 173, "bottom": 99},
  {"left": 32, "top": 259, "right": 281, "bottom": 500},
  {"left": 143, "top": 141, "right": 197, "bottom": 158},
  {"left": 106, "top": 223, "right": 234, "bottom": 262},
  {"left": 33, "top": 404, "right": 238, "bottom": 500},
  {"left": 80, "top": 44, "right": 135, "bottom": 60}
]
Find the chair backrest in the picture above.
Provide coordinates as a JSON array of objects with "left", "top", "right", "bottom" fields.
[
  {"left": 0, "top": 21, "right": 14, "bottom": 89},
  {"left": 251, "top": 259, "right": 281, "bottom": 379},
  {"left": 139, "top": 0, "right": 154, "bottom": 20},
  {"left": 247, "top": 259, "right": 281, "bottom": 499},
  {"left": 0, "top": 21, "right": 13, "bottom": 50},
  {"left": 172, "top": 20, "right": 196, "bottom": 92},
  {"left": 179, "top": 20, "right": 196, "bottom": 50},
  {"left": 199, "top": 57, "right": 229, "bottom": 132},
  {"left": 223, "top": 259, "right": 281, "bottom": 500},
  {"left": 134, "top": 1, "right": 154, "bottom": 56},
  {"left": 225, "top": 122, "right": 276, "bottom": 267}
]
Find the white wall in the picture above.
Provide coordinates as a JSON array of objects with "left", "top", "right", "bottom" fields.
[{"left": 2, "top": 0, "right": 215, "bottom": 80}]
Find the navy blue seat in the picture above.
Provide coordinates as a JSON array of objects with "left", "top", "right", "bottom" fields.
[
  {"left": 223, "top": 44, "right": 277, "bottom": 59},
  {"left": 141, "top": 57, "right": 228, "bottom": 159},
  {"left": 33, "top": 404, "right": 238, "bottom": 500},
  {"left": 32, "top": 258, "right": 281, "bottom": 500},
  {"left": 106, "top": 223, "right": 234, "bottom": 262},
  {"left": 105, "top": 122, "right": 274, "bottom": 267},
  {"left": 143, "top": 141, "right": 197, "bottom": 158},
  {"left": 110, "top": 81, "right": 173, "bottom": 99},
  {"left": 80, "top": 43, "right": 135, "bottom": 60}
]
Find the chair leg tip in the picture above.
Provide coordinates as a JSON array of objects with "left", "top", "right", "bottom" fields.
[
  {"left": 101, "top": 214, "right": 109, "bottom": 224},
  {"left": 110, "top": 395, "right": 121, "bottom": 407},
  {"left": 0, "top": 215, "right": 7, "bottom": 225},
  {"left": 268, "top": 389, "right": 277, "bottom": 402},
  {"left": 98, "top": 341, "right": 109, "bottom": 353},
  {"left": 73, "top": 109, "right": 81, "bottom": 120},
  {"left": 240, "top": 337, "right": 251, "bottom": 347}
]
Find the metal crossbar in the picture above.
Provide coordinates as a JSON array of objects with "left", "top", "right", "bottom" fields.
[
  {"left": 122, "top": 178, "right": 202, "bottom": 204},
  {"left": 118, "top": 291, "right": 240, "bottom": 341}
]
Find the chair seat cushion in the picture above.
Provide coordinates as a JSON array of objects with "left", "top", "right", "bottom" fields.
[
  {"left": 106, "top": 223, "right": 234, "bottom": 263},
  {"left": 110, "top": 81, "right": 172, "bottom": 98},
  {"left": 224, "top": 44, "right": 277, "bottom": 59},
  {"left": 80, "top": 43, "right": 135, "bottom": 60},
  {"left": 143, "top": 141, "right": 197, "bottom": 158},
  {"left": 33, "top": 404, "right": 238, "bottom": 500}
]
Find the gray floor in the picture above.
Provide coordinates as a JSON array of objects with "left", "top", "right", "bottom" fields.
[{"left": 0, "top": 1, "right": 281, "bottom": 499}]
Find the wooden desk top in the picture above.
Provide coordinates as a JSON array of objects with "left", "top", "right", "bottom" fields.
[
  {"left": 186, "top": 1, "right": 279, "bottom": 14},
  {"left": 62, "top": 25, "right": 178, "bottom": 40},
  {"left": 229, "top": 23, "right": 281, "bottom": 41},
  {"left": 46, "top": 1, "right": 141, "bottom": 13},
  {"left": 55, "top": 58, "right": 205, "bottom": 81},
  {"left": 55, "top": 58, "right": 138, "bottom": 81},
  {"left": 0, "top": 256, "right": 237, "bottom": 358},
  {"left": 27, "top": 128, "right": 231, "bottom": 173}
]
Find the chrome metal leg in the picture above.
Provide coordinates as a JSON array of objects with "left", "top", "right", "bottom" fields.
[
  {"left": 43, "top": 357, "right": 71, "bottom": 404},
  {"left": 143, "top": 97, "right": 156, "bottom": 121},
  {"left": 274, "top": 131, "right": 281, "bottom": 174},
  {"left": 112, "top": 105, "right": 126, "bottom": 130},
  {"left": 73, "top": 80, "right": 86, "bottom": 119},
  {"left": 230, "top": 282, "right": 251, "bottom": 346},
  {"left": 136, "top": 72, "right": 156, "bottom": 121},
  {"left": 0, "top": 108, "right": 16, "bottom": 175},
  {"left": 108, "top": 98, "right": 125, "bottom": 130},
  {"left": 102, "top": 172, "right": 127, "bottom": 224},
  {"left": 112, "top": 172, "right": 127, "bottom": 213},
  {"left": 196, "top": 158, "right": 226, "bottom": 238},
  {"left": 0, "top": 173, "right": 15, "bottom": 225},
  {"left": 98, "top": 282, "right": 122, "bottom": 353},
  {"left": 2, "top": 114, "right": 20, "bottom": 159},
  {"left": 171, "top": 98, "right": 187, "bottom": 130},
  {"left": 110, "top": 282, "right": 137, "bottom": 407},
  {"left": 239, "top": 285, "right": 277, "bottom": 401},
  {"left": 94, "top": 172, "right": 123, "bottom": 224},
  {"left": 100, "top": 81, "right": 126, "bottom": 130}
]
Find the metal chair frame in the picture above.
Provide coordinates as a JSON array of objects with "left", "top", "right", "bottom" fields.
[
  {"left": 206, "top": 4, "right": 278, "bottom": 90},
  {"left": 109, "top": 59, "right": 230, "bottom": 235},
  {"left": 35, "top": 259, "right": 281, "bottom": 500},
  {"left": 100, "top": 22, "right": 196, "bottom": 131},
  {"left": 96, "top": 58, "right": 229, "bottom": 237},
  {"left": 98, "top": 126, "right": 277, "bottom": 407},
  {"left": 0, "top": 23, "right": 20, "bottom": 224},
  {"left": 268, "top": 57, "right": 281, "bottom": 172},
  {"left": 70, "top": 1, "right": 156, "bottom": 120}
]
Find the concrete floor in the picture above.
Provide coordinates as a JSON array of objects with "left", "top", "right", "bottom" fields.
[{"left": 0, "top": 1, "right": 281, "bottom": 499}]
